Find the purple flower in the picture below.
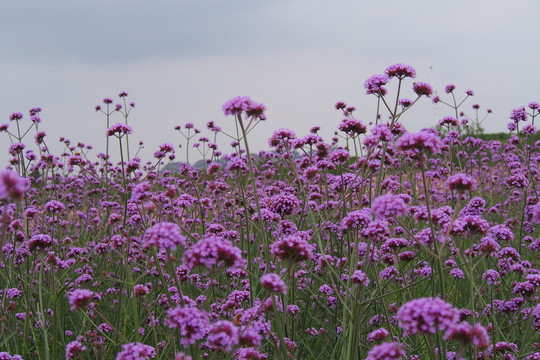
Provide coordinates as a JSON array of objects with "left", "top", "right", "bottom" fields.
[
  {"left": 338, "top": 118, "right": 367, "bottom": 135},
  {"left": 268, "top": 193, "right": 300, "bottom": 216},
  {"left": 0, "top": 353, "right": 22, "bottom": 360},
  {"left": 364, "top": 74, "right": 389, "bottom": 95},
  {"left": 174, "top": 353, "right": 192, "bottom": 360},
  {"left": 398, "top": 98, "right": 412, "bottom": 107},
  {"left": 235, "top": 348, "right": 266, "bottom": 360},
  {"left": 27, "top": 234, "right": 53, "bottom": 251},
  {"left": 8, "top": 143, "right": 25, "bottom": 156},
  {"left": 445, "top": 84, "right": 456, "bottom": 93},
  {"left": 0, "top": 170, "right": 28, "bottom": 201},
  {"left": 142, "top": 222, "right": 186, "bottom": 251},
  {"left": 66, "top": 341, "right": 86, "bottom": 359},
  {"left": 261, "top": 273, "right": 288, "bottom": 295},
  {"left": 9, "top": 112, "right": 23, "bottom": 121},
  {"left": 366, "top": 342, "right": 406, "bottom": 360},
  {"left": 207, "top": 320, "right": 239, "bottom": 351},
  {"left": 385, "top": 63, "right": 416, "bottom": 79},
  {"left": 372, "top": 194, "right": 408, "bottom": 220},
  {"left": 341, "top": 209, "right": 372, "bottom": 231},
  {"left": 222, "top": 96, "right": 266, "bottom": 121},
  {"left": 351, "top": 270, "right": 370, "bottom": 287},
  {"left": 69, "top": 289, "right": 94, "bottom": 310},
  {"left": 449, "top": 268, "right": 465, "bottom": 279},
  {"left": 510, "top": 107, "right": 527, "bottom": 122},
  {"left": 44, "top": 200, "right": 65, "bottom": 213},
  {"left": 116, "top": 342, "right": 155, "bottom": 360},
  {"left": 164, "top": 306, "right": 210, "bottom": 347},
  {"left": 268, "top": 128, "right": 296, "bottom": 149},
  {"left": 471, "top": 323, "right": 490, "bottom": 348},
  {"left": 445, "top": 173, "right": 477, "bottom": 192},
  {"left": 504, "top": 174, "right": 529, "bottom": 189},
  {"left": 443, "top": 322, "right": 475, "bottom": 344},
  {"left": 397, "top": 297, "right": 459, "bottom": 336},
  {"left": 366, "top": 328, "right": 390, "bottom": 343},
  {"left": 532, "top": 204, "right": 540, "bottom": 223},
  {"left": 371, "top": 124, "right": 394, "bottom": 142},
  {"left": 270, "top": 234, "right": 314, "bottom": 262},
  {"left": 413, "top": 82, "right": 433, "bottom": 97},
  {"left": 106, "top": 123, "right": 133, "bottom": 137},
  {"left": 396, "top": 130, "right": 442, "bottom": 155},
  {"left": 183, "top": 235, "right": 245, "bottom": 270},
  {"left": 439, "top": 116, "right": 458, "bottom": 127}
]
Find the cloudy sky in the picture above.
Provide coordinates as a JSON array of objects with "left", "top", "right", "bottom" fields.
[{"left": 1, "top": 0, "right": 539, "bottom": 167}]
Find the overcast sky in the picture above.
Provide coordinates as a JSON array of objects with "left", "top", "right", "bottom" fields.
[{"left": 2, "top": 0, "right": 539, "bottom": 167}]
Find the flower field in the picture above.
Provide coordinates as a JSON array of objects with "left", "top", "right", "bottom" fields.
[{"left": 1, "top": 63, "right": 540, "bottom": 359}]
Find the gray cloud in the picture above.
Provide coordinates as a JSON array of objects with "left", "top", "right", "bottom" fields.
[
  {"left": 1, "top": 0, "right": 540, "bottom": 167},
  {"left": 1, "top": 0, "right": 323, "bottom": 63}
]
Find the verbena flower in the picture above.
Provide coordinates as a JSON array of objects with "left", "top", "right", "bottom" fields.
[
  {"left": 0, "top": 170, "right": 28, "bottom": 201},
  {"left": 68, "top": 289, "right": 94, "bottom": 311},
  {"left": 366, "top": 342, "right": 406, "bottom": 360},
  {"left": 66, "top": 341, "right": 86, "bottom": 359},
  {"left": 106, "top": 123, "right": 133, "bottom": 137},
  {"left": 222, "top": 96, "right": 266, "bottom": 121},
  {"left": 116, "top": 342, "right": 156, "bottom": 360},
  {"left": 396, "top": 297, "right": 459, "bottom": 336},
  {"left": 164, "top": 306, "right": 210, "bottom": 347},
  {"left": 270, "top": 234, "right": 314, "bottom": 262},
  {"left": 261, "top": 273, "right": 288, "bottom": 295},
  {"left": 364, "top": 74, "right": 389, "bottom": 95},
  {"left": 372, "top": 194, "right": 408, "bottom": 220},
  {"left": 206, "top": 320, "right": 239, "bottom": 351},
  {"left": 142, "top": 222, "right": 186, "bottom": 251},
  {"left": 445, "top": 173, "right": 477, "bottom": 192},
  {"left": 351, "top": 270, "right": 370, "bottom": 287},
  {"left": 366, "top": 328, "right": 389, "bottom": 342},
  {"left": 183, "top": 235, "right": 245, "bottom": 270},
  {"left": 412, "top": 82, "right": 433, "bottom": 97},
  {"left": 385, "top": 63, "right": 416, "bottom": 79},
  {"left": 396, "top": 130, "right": 442, "bottom": 154}
]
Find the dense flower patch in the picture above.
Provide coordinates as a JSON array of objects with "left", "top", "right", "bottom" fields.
[{"left": 1, "top": 64, "right": 540, "bottom": 359}]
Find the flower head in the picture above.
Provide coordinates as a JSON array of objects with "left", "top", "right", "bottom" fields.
[
  {"left": 143, "top": 222, "right": 186, "bottom": 251},
  {"left": 9, "top": 112, "right": 23, "bottom": 121},
  {"left": 69, "top": 289, "right": 94, "bottom": 310},
  {"left": 364, "top": 74, "right": 389, "bottom": 95},
  {"left": 222, "top": 96, "right": 266, "bottom": 121},
  {"left": 385, "top": 63, "right": 416, "bottom": 79},
  {"left": 0, "top": 170, "right": 28, "bottom": 201},
  {"left": 270, "top": 234, "right": 314, "bottom": 262},
  {"left": 66, "top": 341, "right": 86, "bottom": 359},
  {"left": 510, "top": 107, "right": 527, "bottom": 123},
  {"left": 116, "top": 342, "right": 155, "bottom": 360},
  {"left": 183, "top": 235, "right": 245, "bottom": 270},
  {"left": 396, "top": 130, "right": 442, "bottom": 155},
  {"left": 366, "top": 342, "right": 406, "bottom": 360},
  {"left": 165, "top": 306, "right": 210, "bottom": 347},
  {"left": 413, "top": 82, "right": 433, "bottom": 97},
  {"left": 351, "top": 270, "right": 370, "bottom": 287},
  {"left": 207, "top": 320, "right": 239, "bottom": 351},
  {"left": 261, "top": 273, "right": 288, "bottom": 295},
  {"left": 533, "top": 204, "right": 540, "bottom": 223},
  {"left": 445, "top": 173, "right": 477, "bottom": 192},
  {"left": 106, "top": 123, "right": 133, "bottom": 137},
  {"left": 372, "top": 194, "right": 408, "bottom": 220},
  {"left": 397, "top": 297, "right": 459, "bottom": 336}
]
